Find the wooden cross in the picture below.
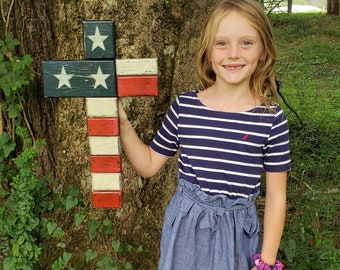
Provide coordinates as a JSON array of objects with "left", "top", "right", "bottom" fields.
[{"left": 42, "top": 21, "right": 158, "bottom": 208}]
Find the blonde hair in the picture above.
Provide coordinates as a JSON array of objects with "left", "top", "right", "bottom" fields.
[{"left": 197, "top": 0, "right": 278, "bottom": 105}]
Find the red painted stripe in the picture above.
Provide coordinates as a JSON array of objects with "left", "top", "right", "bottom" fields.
[
  {"left": 92, "top": 190, "right": 123, "bottom": 208},
  {"left": 87, "top": 118, "right": 119, "bottom": 136},
  {"left": 117, "top": 75, "right": 158, "bottom": 97},
  {"left": 89, "top": 155, "right": 122, "bottom": 173}
]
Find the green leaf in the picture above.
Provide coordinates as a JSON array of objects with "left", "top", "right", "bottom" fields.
[
  {"left": 63, "top": 252, "right": 72, "bottom": 264},
  {"left": 123, "top": 262, "right": 133, "bottom": 270},
  {"left": 57, "top": 242, "right": 66, "bottom": 248},
  {"left": 7, "top": 103, "right": 21, "bottom": 118},
  {"left": 0, "top": 132, "right": 16, "bottom": 159},
  {"left": 22, "top": 54, "right": 33, "bottom": 65},
  {"left": 74, "top": 212, "right": 85, "bottom": 227},
  {"left": 65, "top": 195, "right": 78, "bottom": 211},
  {"left": 3, "top": 141, "right": 16, "bottom": 159},
  {"left": 27, "top": 217, "right": 39, "bottom": 231},
  {"left": 85, "top": 249, "right": 97, "bottom": 262},
  {"left": 47, "top": 222, "right": 58, "bottom": 235},
  {"left": 87, "top": 220, "right": 100, "bottom": 240},
  {"left": 126, "top": 244, "right": 133, "bottom": 252},
  {"left": 101, "top": 219, "right": 112, "bottom": 235},
  {"left": 65, "top": 185, "right": 80, "bottom": 197},
  {"left": 3, "top": 257, "right": 16, "bottom": 270},
  {"left": 12, "top": 243, "right": 20, "bottom": 256},
  {"left": 112, "top": 240, "right": 122, "bottom": 253},
  {"left": 52, "top": 226, "right": 65, "bottom": 237}
]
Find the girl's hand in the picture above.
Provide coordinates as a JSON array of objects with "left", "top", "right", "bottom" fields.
[
  {"left": 118, "top": 98, "right": 128, "bottom": 122},
  {"left": 251, "top": 267, "right": 257, "bottom": 270}
]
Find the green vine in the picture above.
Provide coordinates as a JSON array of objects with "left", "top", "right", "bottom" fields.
[
  {"left": 0, "top": 32, "right": 43, "bottom": 269},
  {"left": 0, "top": 33, "right": 141, "bottom": 270}
]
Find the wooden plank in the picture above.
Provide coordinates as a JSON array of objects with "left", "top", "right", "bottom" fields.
[
  {"left": 92, "top": 190, "right": 123, "bottom": 208},
  {"left": 88, "top": 136, "right": 120, "bottom": 155},
  {"left": 87, "top": 118, "right": 119, "bottom": 136},
  {"left": 116, "top": 58, "right": 158, "bottom": 75},
  {"left": 42, "top": 60, "right": 116, "bottom": 97},
  {"left": 86, "top": 98, "right": 118, "bottom": 117},
  {"left": 83, "top": 21, "right": 116, "bottom": 60},
  {"left": 117, "top": 75, "right": 158, "bottom": 97},
  {"left": 89, "top": 155, "right": 122, "bottom": 173},
  {"left": 91, "top": 172, "right": 122, "bottom": 190}
]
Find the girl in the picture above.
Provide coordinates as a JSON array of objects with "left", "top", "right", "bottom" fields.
[{"left": 119, "top": 0, "right": 290, "bottom": 269}]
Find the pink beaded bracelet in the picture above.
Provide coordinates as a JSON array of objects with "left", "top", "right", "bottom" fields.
[{"left": 252, "top": 254, "right": 284, "bottom": 270}]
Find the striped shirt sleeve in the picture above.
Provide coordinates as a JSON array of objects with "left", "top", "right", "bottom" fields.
[
  {"left": 150, "top": 97, "right": 179, "bottom": 157},
  {"left": 263, "top": 107, "right": 291, "bottom": 172}
]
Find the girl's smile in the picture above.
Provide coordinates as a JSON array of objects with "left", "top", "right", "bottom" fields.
[{"left": 223, "top": 63, "right": 245, "bottom": 70}]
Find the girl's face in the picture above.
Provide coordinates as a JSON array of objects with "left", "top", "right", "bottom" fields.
[{"left": 210, "top": 11, "right": 265, "bottom": 89}]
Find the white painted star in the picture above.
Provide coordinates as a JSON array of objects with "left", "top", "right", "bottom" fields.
[
  {"left": 53, "top": 66, "right": 74, "bottom": 89},
  {"left": 87, "top": 26, "right": 108, "bottom": 51},
  {"left": 91, "top": 66, "right": 111, "bottom": 89}
]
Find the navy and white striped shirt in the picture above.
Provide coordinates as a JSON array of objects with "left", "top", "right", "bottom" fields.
[{"left": 150, "top": 90, "right": 291, "bottom": 198}]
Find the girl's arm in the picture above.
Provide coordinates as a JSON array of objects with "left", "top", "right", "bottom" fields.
[
  {"left": 118, "top": 99, "right": 169, "bottom": 178},
  {"left": 261, "top": 171, "right": 287, "bottom": 265}
]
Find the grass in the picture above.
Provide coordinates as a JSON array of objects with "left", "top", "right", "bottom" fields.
[{"left": 270, "top": 13, "right": 340, "bottom": 269}]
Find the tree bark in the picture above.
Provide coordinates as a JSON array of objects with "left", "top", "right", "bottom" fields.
[
  {"left": 287, "top": 0, "right": 293, "bottom": 13},
  {"left": 1, "top": 0, "right": 223, "bottom": 268},
  {"left": 327, "top": 0, "right": 340, "bottom": 15}
]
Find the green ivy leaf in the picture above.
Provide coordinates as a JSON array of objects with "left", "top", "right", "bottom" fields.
[
  {"left": 2, "top": 256, "right": 16, "bottom": 270},
  {"left": 12, "top": 243, "right": 20, "bottom": 256},
  {"left": 123, "top": 262, "right": 133, "bottom": 270},
  {"left": 52, "top": 226, "right": 65, "bottom": 237},
  {"left": 87, "top": 220, "right": 100, "bottom": 240},
  {"left": 85, "top": 249, "right": 97, "bottom": 262},
  {"left": 22, "top": 54, "right": 33, "bottom": 65},
  {"left": 65, "top": 185, "right": 80, "bottom": 197},
  {"left": 74, "top": 212, "right": 85, "bottom": 227},
  {"left": 47, "top": 222, "right": 57, "bottom": 235},
  {"left": 65, "top": 195, "right": 78, "bottom": 211},
  {"left": 63, "top": 252, "right": 72, "bottom": 264},
  {"left": 137, "top": 245, "right": 143, "bottom": 252},
  {"left": 7, "top": 103, "right": 21, "bottom": 118},
  {"left": 101, "top": 219, "right": 113, "bottom": 235},
  {"left": 0, "top": 132, "right": 16, "bottom": 159},
  {"left": 57, "top": 242, "right": 66, "bottom": 248},
  {"left": 112, "top": 240, "right": 123, "bottom": 253}
]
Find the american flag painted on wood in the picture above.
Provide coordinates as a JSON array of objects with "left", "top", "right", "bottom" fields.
[{"left": 42, "top": 21, "right": 158, "bottom": 208}]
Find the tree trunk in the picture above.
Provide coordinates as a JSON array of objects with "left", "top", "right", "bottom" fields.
[
  {"left": 327, "top": 0, "right": 340, "bottom": 15},
  {"left": 287, "top": 0, "right": 293, "bottom": 13},
  {"left": 1, "top": 0, "right": 221, "bottom": 268}
]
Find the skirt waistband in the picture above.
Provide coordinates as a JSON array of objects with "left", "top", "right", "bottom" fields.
[{"left": 177, "top": 178, "right": 259, "bottom": 211}]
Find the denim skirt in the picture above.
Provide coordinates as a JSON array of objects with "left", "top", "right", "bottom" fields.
[{"left": 158, "top": 178, "right": 262, "bottom": 270}]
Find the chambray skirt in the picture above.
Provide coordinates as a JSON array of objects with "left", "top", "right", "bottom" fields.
[{"left": 158, "top": 178, "right": 262, "bottom": 270}]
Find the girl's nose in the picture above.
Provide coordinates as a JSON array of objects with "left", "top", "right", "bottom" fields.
[{"left": 227, "top": 44, "right": 240, "bottom": 59}]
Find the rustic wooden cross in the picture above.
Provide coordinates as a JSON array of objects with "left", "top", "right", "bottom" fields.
[{"left": 42, "top": 21, "right": 158, "bottom": 208}]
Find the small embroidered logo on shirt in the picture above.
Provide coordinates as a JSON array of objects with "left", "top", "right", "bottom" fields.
[{"left": 242, "top": 134, "right": 249, "bottom": 140}]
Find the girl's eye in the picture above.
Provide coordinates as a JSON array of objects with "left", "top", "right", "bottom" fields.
[
  {"left": 215, "top": 41, "right": 227, "bottom": 47},
  {"left": 242, "top": 41, "right": 253, "bottom": 46}
]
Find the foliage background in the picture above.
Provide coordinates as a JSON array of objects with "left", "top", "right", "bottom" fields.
[{"left": 272, "top": 13, "right": 340, "bottom": 269}]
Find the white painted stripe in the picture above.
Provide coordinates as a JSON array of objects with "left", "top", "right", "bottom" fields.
[
  {"left": 89, "top": 136, "right": 121, "bottom": 155},
  {"left": 91, "top": 173, "right": 122, "bottom": 190},
  {"left": 116, "top": 58, "right": 158, "bottom": 75},
  {"left": 86, "top": 98, "right": 118, "bottom": 117}
]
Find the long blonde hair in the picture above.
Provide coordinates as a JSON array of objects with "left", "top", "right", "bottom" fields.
[{"left": 197, "top": 0, "right": 278, "bottom": 105}]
